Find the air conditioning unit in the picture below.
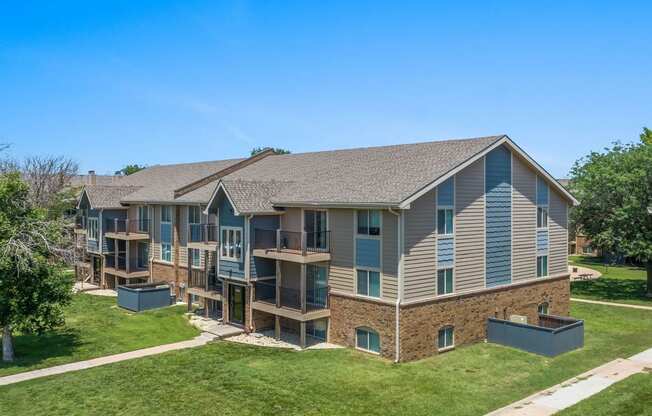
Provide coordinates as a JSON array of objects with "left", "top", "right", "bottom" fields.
[{"left": 509, "top": 314, "right": 528, "bottom": 324}]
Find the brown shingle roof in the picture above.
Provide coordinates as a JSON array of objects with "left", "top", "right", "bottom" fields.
[{"left": 82, "top": 185, "right": 143, "bottom": 209}]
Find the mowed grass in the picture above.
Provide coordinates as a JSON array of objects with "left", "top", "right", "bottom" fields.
[
  {"left": 558, "top": 372, "right": 652, "bottom": 416},
  {"left": 0, "top": 294, "right": 199, "bottom": 377},
  {"left": 570, "top": 255, "right": 651, "bottom": 306},
  {"left": 1, "top": 302, "right": 651, "bottom": 416}
]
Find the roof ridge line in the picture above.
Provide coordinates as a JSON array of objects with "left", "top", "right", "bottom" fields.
[{"left": 172, "top": 148, "right": 277, "bottom": 199}]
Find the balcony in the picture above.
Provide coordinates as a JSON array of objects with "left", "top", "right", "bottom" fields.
[
  {"left": 104, "top": 253, "right": 150, "bottom": 279},
  {"left": 187, "top": 224, "right": 219, "bottom": 250},
  {"left": 252, "top": 280, "right": 330, "bottom": 321},
  {"left": 74, "top": 216, "right": 87, "bottom": 233},
  {"left": 187, "top": 267, "right": 222, "bottom": 300},
  {"left": 252, "top": 229, "right": 331, "bottom": 263},
  {"left": 105, "top": 219, "right": 151, "bottom": 240}
]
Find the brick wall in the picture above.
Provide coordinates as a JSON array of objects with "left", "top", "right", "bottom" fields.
[
  {"left": 399, "top": 275, "right": 570, "bottom": 361},
  {"left": 329, "top": 293, "right": 397, "bottom": 360},
  {"left": 151, "top": 261, "right": 190, "bottom": 297}
]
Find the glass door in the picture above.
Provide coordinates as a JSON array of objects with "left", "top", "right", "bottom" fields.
[
  {"left": 306, "top": 265, "right": 328, "bottom": 308},
  {"left": 229, "top": 284, "right": 245, "bottom": 325},
  {"left": 304, "top": 210, "right": 327, "bottom": 250}
]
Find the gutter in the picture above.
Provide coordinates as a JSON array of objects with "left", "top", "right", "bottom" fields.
[{"left": 388, "top": 207, "right": 403, "bottom": 363}]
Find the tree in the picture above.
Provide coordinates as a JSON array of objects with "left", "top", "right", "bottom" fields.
[
  {"left": 21, "top": 156, "right": 79, "bottom": 210},
  {"left": 115, "top": 164, "right": 146, "bottom": 176},
  {"left": 0, "top": 173, "right": 73, "bottom": 362},
  {"left": 250, "top": 147, "right": 291, "bottom": 156},
  {"left": 570, "top": 132, "right": 652, "bottom": 295},
  {"left": 641, "top": 127, "right": 652, "bottom": 145}
]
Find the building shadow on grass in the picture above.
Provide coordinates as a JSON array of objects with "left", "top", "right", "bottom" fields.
[{"left": 0, "top": 328, "right": 82, "bottom": 372}]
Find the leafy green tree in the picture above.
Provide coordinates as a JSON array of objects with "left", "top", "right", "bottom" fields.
[
  {"left": 250, "top": 147, "right": 291, "bottom": 156},
  {"left": 0, "top": 173, "right": 73, "bottom": 362},
  {"left": 115, "top": 164, "right": 146, "bottom": 176},
  {"left": 570, "top": 133, "right": 652, "bottom": 295},
  {"left": 641, "top": 127, "right": 652, "bottom": 145}
]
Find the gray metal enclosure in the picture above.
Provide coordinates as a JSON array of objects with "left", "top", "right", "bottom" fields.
[
  {"left": 487, "top": 314, "right": 584, "bottom": 357},
  {"left": 117, "top": 283, "right": 173, "bottom": 312}
]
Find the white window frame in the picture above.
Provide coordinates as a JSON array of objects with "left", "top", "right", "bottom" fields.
[
  {"left": 538, "top": 302, "right": 549, "bottom": 315},
  {"left": 188, "top": 205, "right": 201, "bottom": 225},
  {"left": 438, "top": 326, "right": 455, "bottom": 351},
  {"left": 221, "top": 226, "right": 243, "bottom": 262},
  {"left": 190, "top": 248, "right": 201, "bottom": 269},
  {"left": 437, "top": 207, "right": 454, "bottom": 236},
  {"left": 355, "top": 327, "right": 380, "bottom": 354},
  {"left": 437, "top": 267, "right": 454, "bottom": 295},
  {"left": 87, "top": 217, "right": 99, "bottom": 241},
  {"left": 356, "top": 209, "right": 382, "bottom": 237},
  {"left": 160, "top": 205, "right": 173, "bottom": 263},
  {"left": 537, "top": 255, "right": 548, "bottom": 277},
  {"left": 537, "top": 206, "right": 549, "bottom": 229},
  {"left": 356, "top": 268, "right": 382, "bottom": 299}
]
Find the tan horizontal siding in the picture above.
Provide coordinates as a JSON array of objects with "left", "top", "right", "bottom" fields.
[
  {"left": 512, "top": 154, "right": 537, "bottom": 282},
  {"left": 549, "top": 190, "right": 568, "bottom": 276},
  {"left": 382, "top": 211, "right": 398, "bottom": 301},
  {"left": 454, "top": 158, "right": 485, "bottom": 292},
  {"left": 329, "top": 209, "right": 354, "bottom": 294},
  {"left": 403, "top": 189, "right": 437, "bottom": 302}
]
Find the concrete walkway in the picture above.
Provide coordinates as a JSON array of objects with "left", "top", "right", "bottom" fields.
[
  {"left": 486, "top": 347, "right": 652, "bottom": 415},
  {"left": 0, "top": 332, "right": 217, "bottom": 387},
  {"left": 571, "top": 297, "right": 652, "bottom": 311}
]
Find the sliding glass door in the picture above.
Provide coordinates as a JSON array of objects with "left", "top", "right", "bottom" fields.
[{"left": 304, "top": 210, "right": 328, "bottom": 250}]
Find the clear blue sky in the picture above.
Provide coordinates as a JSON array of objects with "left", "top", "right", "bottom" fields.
[{"left": 1, "top": 1, "right": 650, "bottom": 177}]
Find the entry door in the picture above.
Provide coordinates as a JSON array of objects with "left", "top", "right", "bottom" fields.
[
  {"left": 304, "top": 210, "right": 327, "bottom": 250},
  {"left": 229, "top": 285, "right": 245, "bottom": 325}
]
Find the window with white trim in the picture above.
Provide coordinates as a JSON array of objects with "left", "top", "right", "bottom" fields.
[
  {"left": 357, "top": 209, "right": 381, "bottom": 236},
  {"left": 357, "top": 269, "right": 380, "bottom": 298},
  {"left": 437, "top": 208, "right": 454, "bottom": 235},
  {"left": 437, "top": 268, "right": 453, "bottom": 295},
  {"left": 221, "top": 226, "right": 243, "bottom": 262},
  {"left": 188, "top": 206, "right": 201, "bottom": 225},
  {"left": 438, "top": 326, "right": 454, "bottom": 350},
  {"left": 161, "top": 206, "right": 172, "bottom": 262},
  {"left": 356, "top": 327, "right": 380, "bottom": 353},
  {"left": 537, "top": 207, "right": 548, "bottom": 228},
  {"left": 190, "top": 248, "right": 201, "bottom": 268},
  {"left": 87, "top": 217, "right": 99, "bottom": 240},
  {"left": 538, "top": 302, "right": 549, "bottom": 315},
  {"left": 537, "top": 255, "right": 548, "bottom": 277}
]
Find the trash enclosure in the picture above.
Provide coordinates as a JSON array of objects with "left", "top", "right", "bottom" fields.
[
  {"left": 117, "top": 283, "right": 173, "bottom": 312},
  {"left": 487, "top": 314, "right": 584, "bottom": 357}
]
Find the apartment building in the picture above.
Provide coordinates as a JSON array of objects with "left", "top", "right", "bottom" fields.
[{"left": 75, "top": 135, "right": 575, "bottom": 362}]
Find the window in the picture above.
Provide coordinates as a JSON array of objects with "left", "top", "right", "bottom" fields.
[
  {"left": 356, "top": 328, "right": 380, "bottom": 353},
  {"left": 307, "top": 319, "right": 328, "bottom": 341},
  {"left": 437, "top": 268, "right": 453, "bottom": 295},
  {"left": 537, "top": 255, "right": 548, "bottom": 277},
  {"left": 357, "top": 269, "right": 380, "bottom": 298},
  {"left": 137, "top": 242, "right": 149, "bottom": 268},
  {"left": 221, "top": 227, "right": 243, "bottom": 262},
  {"left": 188, "top": 206, "right": 201, "bottom": 224},
  {"left": 437, "top": 208, "right": 454, "bottom": 235},
  {"left": 583, "top": 245, "right": 594, "bottom": 254},
  {"left": 161, "top": 206, "right": 172, "bottom": 262},
  {"left": 190, "top": 248, "right": 201, "bottom": 268},
  {"left": 138, "top": 206, "right": 149, "bottom": 232},
  {"left": 87, "top": 217, "right": 98, "bottom": 240},
  {"left": 537, "top": 207, "right": 548, "bottom": 228},
  {"left": 538, "top": 302, "right": 549, "bottom": 315},
  {"left": 357, "top": 210, "right": 381, "bottom": 236},
  {"left": 438, "top": 326, "right": 454, "bottom": 350}
]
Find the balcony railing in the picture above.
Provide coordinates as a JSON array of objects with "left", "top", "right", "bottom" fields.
[
  {"left": 188, "top": 224, "right": 219, "bottom": 244},
  {"left": 105, "top": 253, "right": 148, "bottom": 273},
  {"left": 254, "top": 280, "right": 329, "bottom": 312},
  {"left": 253, "top": 229, "right": 331, "bottom": 256},
  {"left": 74, "top": 216, "right": 87, "bottom": 229},
  {"left": 188, "top": 268, "right": 221, "bottom": 293},
  {"left": 105, "top": 219, "right": 151, "bottom": 235}
]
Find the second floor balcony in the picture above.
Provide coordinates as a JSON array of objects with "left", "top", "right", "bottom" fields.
[
  {"left": 74, "top": 215, "right": 87, "bottom": 233},
  {"left": 253, "top": 228, "right": 331, "bottom": 263},
  {"left": 188, "top": 267, "right": 222, "bottom": 295},
  {"left": 187, "top": 224, "right": 219, "bottom": 249},
  {"left": 104, "top": 253, "right": 149, "bottom": 278},
  {"left": 105, "top": 219, "right": 151, "bottom": 240},
  {"left": 252, "top": 280, "right": 330, "bottom": 320}
]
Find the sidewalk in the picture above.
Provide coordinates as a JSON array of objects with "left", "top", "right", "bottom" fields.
[
  {"left": 486, "top": 347, "right": 652, "bottom": 415},
  {"left": 571, "top": 297, "right": 652, "bottom": 311},
  {"left": 0, "top": 332, "right": 217, "bottom": 387}
]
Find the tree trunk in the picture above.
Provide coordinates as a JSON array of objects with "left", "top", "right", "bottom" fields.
[
  {"left": 2, "top": 325, "right": 15, "bottom": 362},
  {"left": 647, "top": 260, "right": 652, "bottom": 298}
]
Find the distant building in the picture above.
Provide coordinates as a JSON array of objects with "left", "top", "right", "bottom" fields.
[{"left": 557, "top": 178, "right": 599, "bottom": 256}]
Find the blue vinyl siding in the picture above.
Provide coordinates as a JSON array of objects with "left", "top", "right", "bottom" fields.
[
  {"left": 437, "top": 236, "right": 454, "bottom": 268},
  {"left": 356, "top": 238, "right": 381, "bottom": 269},
  {"left": 537, "top": 229, "right": 549, "bottom": 255},
  {"left": 218, "top": 194, "right": 245, "bottom": 279},
  {"left": 437, "top": 178, "right": 455, "bottom": 206},
  {"left": 485, "top": 146, "right": 512, "bottom": 287},
  {"left": 537, "top": 176, "right": 549, "bottom": 206}
]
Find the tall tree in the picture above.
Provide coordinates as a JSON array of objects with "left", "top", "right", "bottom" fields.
[
  {"left": 0, "top": 173, "right": 73, "bottom": 362},
  {"left": 250, "top": 147, "right": 291, "bottom": 156},
  {"left": 570, "top": 132, "right": 652, "bottom": 295},
  {"left": 21, "top": 156, "right": 79, "bottom": 210},
  {"left": 640, "top": 127, "right": 652, "bottom": 145},
  {"left": 115, "top": 164, "right": 146, "bottom": 176}
]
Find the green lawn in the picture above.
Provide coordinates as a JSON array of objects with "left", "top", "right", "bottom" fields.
[
  {"left": 0, "top": 294, "right": 199, "bottom": 377},
  {"left": 570, "top": 255, "right": 651, "bottom": 306},
  {"left": 1, "top": 302, "right": 651, "bottom": 416},
  {"left": 558, "top": 372, "right": 652, "bottom": 416}
]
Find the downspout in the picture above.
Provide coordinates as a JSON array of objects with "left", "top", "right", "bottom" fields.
[{"left": 388, "top": 207, "right": 403, "bottom": 363}]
